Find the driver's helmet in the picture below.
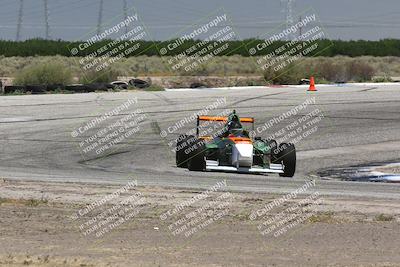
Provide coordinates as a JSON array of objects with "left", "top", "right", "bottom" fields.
[{"left": 227, "top": 115, "right": 243, "bottom": 136}]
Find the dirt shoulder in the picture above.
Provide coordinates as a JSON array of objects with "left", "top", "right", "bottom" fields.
[{"left": 0, "top": 179, "right": 399, "bottom": 267}]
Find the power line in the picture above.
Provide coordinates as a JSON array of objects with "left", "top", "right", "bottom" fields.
[
  {"left": 3, "top": 0, "right": 400, "bottom": 40},
  {"left": 0, "top": 0, "right": 96, "bottom": 23}
]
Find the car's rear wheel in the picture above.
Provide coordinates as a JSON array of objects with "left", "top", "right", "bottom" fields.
[
  {"left": 176, "top": 134, "right": 194, "bottom": 168},
  {"left": 278, "top": 143, "right": 296, "bottom": 177},
  {"left": 187, "top": 139, "right": 206, "bottom": 171}
]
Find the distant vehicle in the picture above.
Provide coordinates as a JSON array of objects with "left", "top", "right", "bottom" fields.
[
  {"left": 299, "top": 78, "right": 310, "bottom": 85},
  {"left": 176, "top": 110, "right": 296, "bottom": 177}
]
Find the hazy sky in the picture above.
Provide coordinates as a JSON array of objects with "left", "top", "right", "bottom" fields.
[{"left": 0, "top": 0, "right": 399, "bottom": 41}]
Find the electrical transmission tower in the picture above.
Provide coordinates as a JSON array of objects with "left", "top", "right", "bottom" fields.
[
  {"left": 16, "top": 0, "right": 24, "bottom": 41},
  {"left": 281, "top": 0, "right": 295, "bottom": 40},
  {"left": 43, "top": 0, "right": 50, "bottom": 39},
  {"left": 97, "top": 0, "right": 104, "bottom": 35},
  {"left": 123, "top": 0, "right": 129, "bottom": 34}
]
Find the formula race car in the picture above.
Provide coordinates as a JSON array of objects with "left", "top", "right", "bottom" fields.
[{"left": 175, "top": 110, "right": 296, "bottom": 177}]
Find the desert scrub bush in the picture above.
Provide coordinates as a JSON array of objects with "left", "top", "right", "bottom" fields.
[
  {"left": 374, "top": 214, "right": 394, "bottom": 222},
  {"left": 143, "top": 84, "right": 165, "bottom": 91},
  {"left": 289, "top": 58, "right": 374, "bottom": 83},
  {"left": 316, "top": 58, "right": 375, "bottom": 82},
  {"left": 346, "top": 60, "right": 375, "bottom": 82},
  {"left": 264, "top": 63, "right": 305, "bottom": 84},
  {"left": 79, "top": 69, "right": 121, "bottom": 84},
  {"left": 211, "top": 55, "right": 257, "bottom": 75},
  {"left": 13, "top": 62, "right": 73, "bottom": 85},
  {"left": 318, "top": 60, "right": 349, "bottom": 82},
  {"left": 262, "top": 57, "right": 375, "bottom": 84},
  {"left": 372, "top": 76, "right": 393, "bottom": 82},
  {"left": 119, "top": 56, "right": 170, "bottom": 76},
  {"left": 0, "top": 55, "right": 389, "bottom": 83},
  {"left": 308, "top": 212, "right": 336, "bottom": 223},
  {"left": 178, "top": 63, "right": 209, "bottom": 76},
  {"left": 0, "top": 197, "right": 48, "bottom": 206}
]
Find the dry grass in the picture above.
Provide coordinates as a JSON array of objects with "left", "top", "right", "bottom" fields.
[
  {"left": 0, "top": 55, "right": 399, "bottom": 78},
  {"left": 0, "top": 197, "right": 48, "bottom": 207},
  {"left": 374, "top": 214, "right": 395, "bottom": 222},
  {"left": 308, "top": 212, "right": 337, "bottom": 223},
  {"left": 1, "top": 55, "right": 399, "bottom": 86},
  {"left": 13, "top": 62, "right": 73, "bottom": 86}
]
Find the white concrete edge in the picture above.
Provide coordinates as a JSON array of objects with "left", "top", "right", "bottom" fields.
[{"left": 166, "top": 82, "right": 399, "bottom": 91}]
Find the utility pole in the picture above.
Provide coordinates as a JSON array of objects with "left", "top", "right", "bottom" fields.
[
  {"left": 123, "top": 0, "right": 129, "bottom": 35},
  {"left": 97, "top": 0, "right": 104, "bottom": 35},
  {"left": 16, "top": 0, "right": 24, "bottom": 41},
  {"left": 44, "top": 0, "right": 50, "bottom": 39}
]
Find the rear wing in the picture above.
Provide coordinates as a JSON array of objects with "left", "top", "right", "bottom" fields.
[
  {"left": 198, "top": 116, "right": 254, "bottom": 123},
  {"left": 196, "top": 115, "right": 255, "bottom": 136}
]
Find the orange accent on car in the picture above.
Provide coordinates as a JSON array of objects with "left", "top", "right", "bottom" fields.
[
  {"left": 199, "top": 136, "right": 213, "bottom": 140},
  {"left": 198, "top": 116, "right": 254, "bottom": 123},
  {"left": 228, "top": 137, "right": 253, "bottom": 144},
  {"left": 238, "top": 117, "right": 254, "bottom": 123}
]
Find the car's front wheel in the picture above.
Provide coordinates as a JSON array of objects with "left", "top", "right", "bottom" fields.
[
  {"left": 187, "top": 139, "right": 206, "bottom": 171},
  {"left": 176, "top": 134, "right": 195, "bottom": 168},
  {"left": 277, "top": 143, "right": 296, "bottom": 177}
]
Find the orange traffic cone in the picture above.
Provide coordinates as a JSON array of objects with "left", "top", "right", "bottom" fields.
[{"left": 308, "top": 76, "right": 317, "bottom": 91}]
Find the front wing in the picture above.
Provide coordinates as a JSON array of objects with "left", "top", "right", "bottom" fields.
[{"left": 205, "top": 160, "right": 284, "bottom": 174}]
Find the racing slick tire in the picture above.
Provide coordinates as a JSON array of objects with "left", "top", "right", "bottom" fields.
[
  {"left": 187, "top": 139, "right": 206, "bottom": 171},
  {"left": 26, "top": 85, "right": 46, "bottom": 94},
  {"left": 176, "top": 134, "right": 195, "bottom": 168},
  {"left": 129, "top": 79, "right": 150, "bottom": 89},
  {"left": 3, "top": 86, "right": 26, "bottom": 94},
  {"left": 267, "top": 139, "right": 280, "bottom": 164},
  {"left": 277, "top": 143, "right": 296, "bottom": 177}
]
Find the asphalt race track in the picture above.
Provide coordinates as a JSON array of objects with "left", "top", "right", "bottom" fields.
[{"left": 0, "top": 84, "right": 399, "bottom": 198}]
